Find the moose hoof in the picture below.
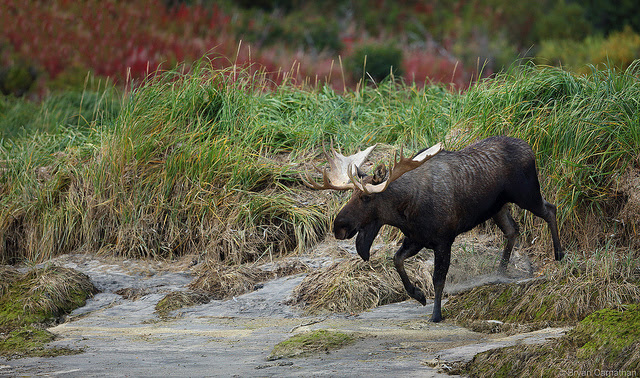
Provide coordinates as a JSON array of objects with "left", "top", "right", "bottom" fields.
[
  {"left": 555, "top": 251, "right": 565, "bottom": 261},
  {"left": 411, "top": 288, "right": 427, "bottom": 306},
  {"left": 430, "top": 314, "right": 443, "bottom": 323}
]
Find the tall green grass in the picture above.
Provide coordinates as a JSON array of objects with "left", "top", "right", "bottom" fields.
[
  {"left": 0, "top": 84, "right": 120, "bottom": 139},
  {"left": 0, "top": 59, "right": 638, "bottom": 264}
]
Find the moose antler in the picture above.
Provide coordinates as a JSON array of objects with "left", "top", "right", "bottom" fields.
[
  {"left": 301, "top": 142, "right": 377, "bottom": 190},
  {"left": 347, "top": 143, "right": 442, "bottom": 195},
  {"left": 302, "top": 142, "right": 442, "bottom": 194}
]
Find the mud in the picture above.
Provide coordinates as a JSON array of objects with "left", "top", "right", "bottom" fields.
[{"left": 0, "top": 238, "right": 567, "bottom": 377}]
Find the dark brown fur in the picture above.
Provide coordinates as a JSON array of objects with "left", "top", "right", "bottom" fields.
[{"left": 333, "top": 136, "right": 564, "bottom": 322}]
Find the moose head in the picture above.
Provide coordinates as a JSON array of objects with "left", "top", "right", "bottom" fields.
[{"left": 301, "top": 142, "right": 442, "bottom": 260}]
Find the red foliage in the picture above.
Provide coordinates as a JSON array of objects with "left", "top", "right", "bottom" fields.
[
  {"left": 0, "top": 0, "right": 475, "bottom": 92},
  {"left": 403, "top": 50, "right": 474, "bottom": 90},
  {"left": 0, "top": 0, "right": 233, "bottom": 83}
]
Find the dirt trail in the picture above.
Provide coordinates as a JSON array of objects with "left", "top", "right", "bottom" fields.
[{"left": 0, "top": 243, "right": 567, "bottom": 377}]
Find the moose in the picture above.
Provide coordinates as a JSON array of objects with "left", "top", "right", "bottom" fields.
[{"left": 302, "top": 136, "right": 564, "bottom": 322}]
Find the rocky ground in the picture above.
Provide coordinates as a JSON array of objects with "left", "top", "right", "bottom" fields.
[{"left": 0, "top": 238, "right": 568, "bottom": 377}]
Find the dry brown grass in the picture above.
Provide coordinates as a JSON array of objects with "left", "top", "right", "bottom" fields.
[
  {"left": 617, "top": 167, "right": 640, "bottom": 247},
  {"left": 154, "top": 290, "right": 212, "bottom": 318},
  {"left": 153, "top": 258, "right": 311, "bottom": 317},
  {"left": 189, "top": 263, "right": 270, "bottom": 300},
  {"left": 189, "top": 258, "right": 310, "bottom": 300},
  {"left": 289, "top": 248, "right": 434, "bottom": 314},
  {"left": 21, "top": 265, "right": 98, "bottom": 315},
  {"left": 114, "top": 287, "right": 150, "bottom": 301},
  {"left": 0, "top": 265, "right": 21, "bottom": 296}
]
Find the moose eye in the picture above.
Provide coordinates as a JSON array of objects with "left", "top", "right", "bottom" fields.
[{"left": 360, "top": 194, "right": 372, "bottom": 203}]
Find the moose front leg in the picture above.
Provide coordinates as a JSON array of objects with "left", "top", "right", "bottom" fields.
[
  {"left": 393, "top": 238, "right": 426, "bottom": 305},
  {"left": 431, "top": 244, "right": 452, "bottom": 323}
]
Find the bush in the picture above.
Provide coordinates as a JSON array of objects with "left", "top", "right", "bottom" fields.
[
  {"left": 347, "top": 43, "right": 403, "bottom": 83},
  {"left": 533, "top": 0, "right": 591, "bottom": 41},
  {"left": 536, "top": 26, "right": 640, "bottom": 73},
  {"left": 593, "top": 26, "right": 640, "bottom": 69},
  {"left": 0, "top": 64, "right": 37, "bottom": 97},
  {"left": 295, "top": 17, "right": 342, "bottom": 53},
  {"left": 234, "top": 0, "right": 300, "bottom": 11}
]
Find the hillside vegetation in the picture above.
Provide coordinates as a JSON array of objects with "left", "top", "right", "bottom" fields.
[
  {"left": 1, "top": 61, "right": 639, "bottom": 266},
  {"left": 1, "top": 57, "right": 639, "bottom": 373}
]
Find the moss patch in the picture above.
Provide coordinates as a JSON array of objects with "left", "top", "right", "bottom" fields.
[
  {"left": 267, "top": 330, "right": 356, "bottom": 361},
  {"left": 572, "top": 305, "right": 640, "bottom": 362},
  {"left": 0, "top": 325, "right": 83, "bottom": 358},
  {"left": 0, "top": 265, "right": 97, "bottom": 358},
  {"left": 458, "top": 305, "right": 640, "bottom": 377}
]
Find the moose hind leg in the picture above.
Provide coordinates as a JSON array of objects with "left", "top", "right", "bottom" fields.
[
  {"left": 541, "top": 200, "right": 564, "bottom": 261},
  {"left": 510, "top": 171, "right": 564, "bottom": 262},
  {"left": 393, "top": 238, "right": 426, "bottom": 305},
  {"left": 521, "top": 197, "right": 564, "bottom": 262},
  {"left": 493, "top": 205, "right": 519, "bottom": 273}
]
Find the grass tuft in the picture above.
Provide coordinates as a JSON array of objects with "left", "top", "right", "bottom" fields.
[
  {"left": 0, "top": 265, "right": 97, "bottom": 331},
  {"left": 154, "top": 290, "right": 212, "bottom": 319},
  {"left": 0, "top": 265, "right": 97, "bottom": 358},
  {"left": 189, "top": 258, "right": 309, "bottom": 300},
  {"left": 444, "top": 245, "right": 640, "bottom": 328},
  {"left": 189, "top": 263, "right": 270, "bottom": 300},
  {"left": 289, "top": 248, "right": 433, "bottom": 314}
]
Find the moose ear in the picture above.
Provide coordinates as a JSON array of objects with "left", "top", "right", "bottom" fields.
[{"left": 372, "top": 164, "right": 388, "bottom": 185}]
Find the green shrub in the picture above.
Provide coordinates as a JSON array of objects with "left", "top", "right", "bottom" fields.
[
  {"left": 536, "top": 26, "right": 640, "bottom": 73},
  {"left": 234, "top": 0, "right": 299, "bottom": 11},
  {"left": 0, "top": 64, "right": 37, "bottom": 97},
  {"left": 593, "top": 26, "right": 640, "bottom": 69},
  {"left": 534, "top": 0, "right": 591, "bottom": 41},
  {"left": 296, "top": 17, "right": 342, "bottom": 53},
  {"left": 238, "top": 11, "right": 342, "bottom": 53},
  {"left": 347, "top": 43, "right": 403, "bottom": 83}
]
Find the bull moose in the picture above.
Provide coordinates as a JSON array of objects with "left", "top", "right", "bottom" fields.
[{"left": 302, "top": 136, "right": 564, "bottom": 322}]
